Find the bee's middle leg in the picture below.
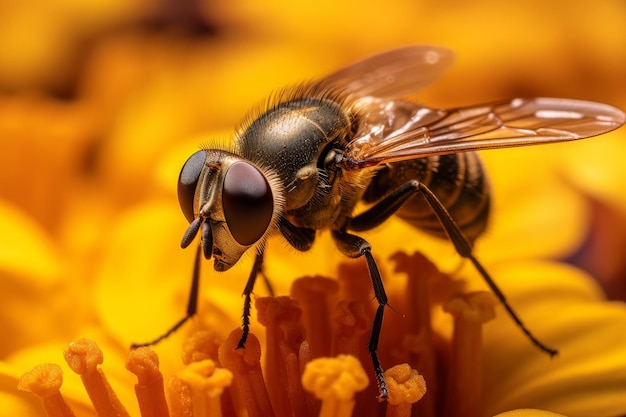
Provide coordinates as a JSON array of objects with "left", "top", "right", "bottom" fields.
[{"left": 332, "top": 229, "right": 389, "bottom": 399}]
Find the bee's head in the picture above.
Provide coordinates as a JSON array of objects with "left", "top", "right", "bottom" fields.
[{"left": 177, "top": 149, "right": 282, "bottom": 270}]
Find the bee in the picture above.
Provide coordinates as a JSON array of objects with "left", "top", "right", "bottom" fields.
[{"left": 133, "top": 46, "right": 625, "bottom": 398}]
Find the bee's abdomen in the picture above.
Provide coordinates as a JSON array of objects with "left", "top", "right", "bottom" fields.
[{"left": 362, "top": 153, "right": 490, "bottom": 243}]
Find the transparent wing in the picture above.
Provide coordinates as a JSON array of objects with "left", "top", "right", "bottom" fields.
[
  {"left": 345, "top": 97, "right": 626, "bottom": 168},
  {"left": 319, "top": 45, "right": 454, "bottom": 99}
]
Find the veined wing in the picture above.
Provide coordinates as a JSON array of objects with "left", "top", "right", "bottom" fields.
[
  {"left": 319, "top": 45, "right": 454, "bottom": 99},
  {"left": 344, "top": 97, "right": 626, "bottom": 168}
]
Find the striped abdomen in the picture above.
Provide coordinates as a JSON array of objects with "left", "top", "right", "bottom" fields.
[{"left": 361, "top": 152, "right": 491, "bottom": 243}]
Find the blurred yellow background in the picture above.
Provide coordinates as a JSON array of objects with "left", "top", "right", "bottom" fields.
[
  {"left": 1, "top": 0, "right": 624, "bottom": 220},
  {"left": 2, "top": 3, "right": 626, "bottom": 416}
]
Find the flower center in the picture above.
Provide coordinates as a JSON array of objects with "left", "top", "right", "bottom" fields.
[{"left": 18, "top": 251, "right": 497, "bottom": 417}]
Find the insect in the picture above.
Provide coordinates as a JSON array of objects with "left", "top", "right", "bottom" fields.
[{"left": 133, "top": 46, "right": 625, "bottom": 398}]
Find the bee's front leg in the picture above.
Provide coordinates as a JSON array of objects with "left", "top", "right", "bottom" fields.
[
  {"left": 131, "top": 245, "right": 203, "bottom": 349},
  {"left": 237, "top": 250, "right": 264, "bottom": 349}
]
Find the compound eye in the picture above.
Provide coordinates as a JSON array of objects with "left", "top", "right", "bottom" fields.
[
  {"left": 178, "top": 150, "right": 207, "bottom": 223},
  {"left": 223, "top": 162, "right": 274, "bottom": 246}
]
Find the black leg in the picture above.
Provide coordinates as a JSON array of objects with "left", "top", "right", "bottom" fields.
[
  {"left": 237, "top": 250, "right": 265, "bottom": 349},
  {"left": 349, "top": 179, "right": 557, "bottom": 357},
  {"left": 415, "top": 181, "right": 558, "bottom": 356},
  {"left": 332, "top": 230, "right": 390, "bottom": 399},
  {"left": 259, "top": 268, "right": 275, "bottom": 297},
  {"left": 131, "top": 244, "right": 202, "bottom": 348},
  {"left": 349, "top": 180, "right": 423, "bottom": 232},
  {"left": 279, "top": 217, "right": 316, "bottom": 251}
]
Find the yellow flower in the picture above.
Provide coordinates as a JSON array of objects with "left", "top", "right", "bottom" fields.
[
  {"left": 10, "top": 251, "right": 626, "bottom": 417},
  {"left": 1, "top": 0, "right": 626, "bottom": 416}
]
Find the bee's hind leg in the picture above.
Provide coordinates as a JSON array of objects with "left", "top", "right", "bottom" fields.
[{"left": 350, "top": 179, "right": 557, "bottom": 357}]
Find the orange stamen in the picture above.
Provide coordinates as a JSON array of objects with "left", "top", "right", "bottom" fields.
[
  {"left": 126, "top": 347, "right": 170, "bottom": 417},
  {"left": 337, "top": 261, "right": 377, "bottom": 323},
  {"left": 298, "top": 339, "right": 320, "bottom": 416},
  {"left": 301, "top": 355, "right": 369, "bottom": 417},
  {"left": 336, "top": 259, "right": 382, "bottom": 403},
  {"left": 181, "top": 330, "right": 222, "bottom": 366},
  {"left": 17, "top": 364, "right": 76, "bottom": 417},
  {"left": 63, "top": 339, "right": 130, "bottom": 417},
  {"left": 166, "top": 376, "right": 193, "bottom": 417},
  {"left": 291, "top": 276, "right": 340, "bottom": 359},
  {"left": 255, "top": 295, "right": 309, "bottom": 417},
  {"left": 391, "top": 251, "right": 445, "bottom": 417},
  {"left": 218, "top": 328, "right": 275, "bottom": 417},
  {"left": 331, "top": 300, "right": 369, "bottom": 357},
  {"left": 384, "top": 364, "right": 426, "bottom": 417},
  {"left": 176, "top": 359, "right": 233, "bottom": 417},
  {"left": 443, "top": 291, "right": 497, "bottom": 417}
]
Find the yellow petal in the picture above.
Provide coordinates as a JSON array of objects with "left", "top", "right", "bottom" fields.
[
  {"left": 0, "top": 201, "right": 60, "bottom": 284},
  {"left": 0, "top": 361, "right": 47, "bottom": 416},
  {"left": 481, "top": 261, "right": 626, "bottom": 416},
  {"left": 92, "top": 201, "right": 246, "bottom": 371},
  {"left": 494, "top": 409, "right": 567, "bottom": 417},
  {"left": 0, "top": 202, "right": 86, "bottom": 356},
  {"left": 479, "top": 146, "right": 590, "bottom": 262},
  {"left": 0, "top": 95, "right": 97, "bottom": 231}
]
